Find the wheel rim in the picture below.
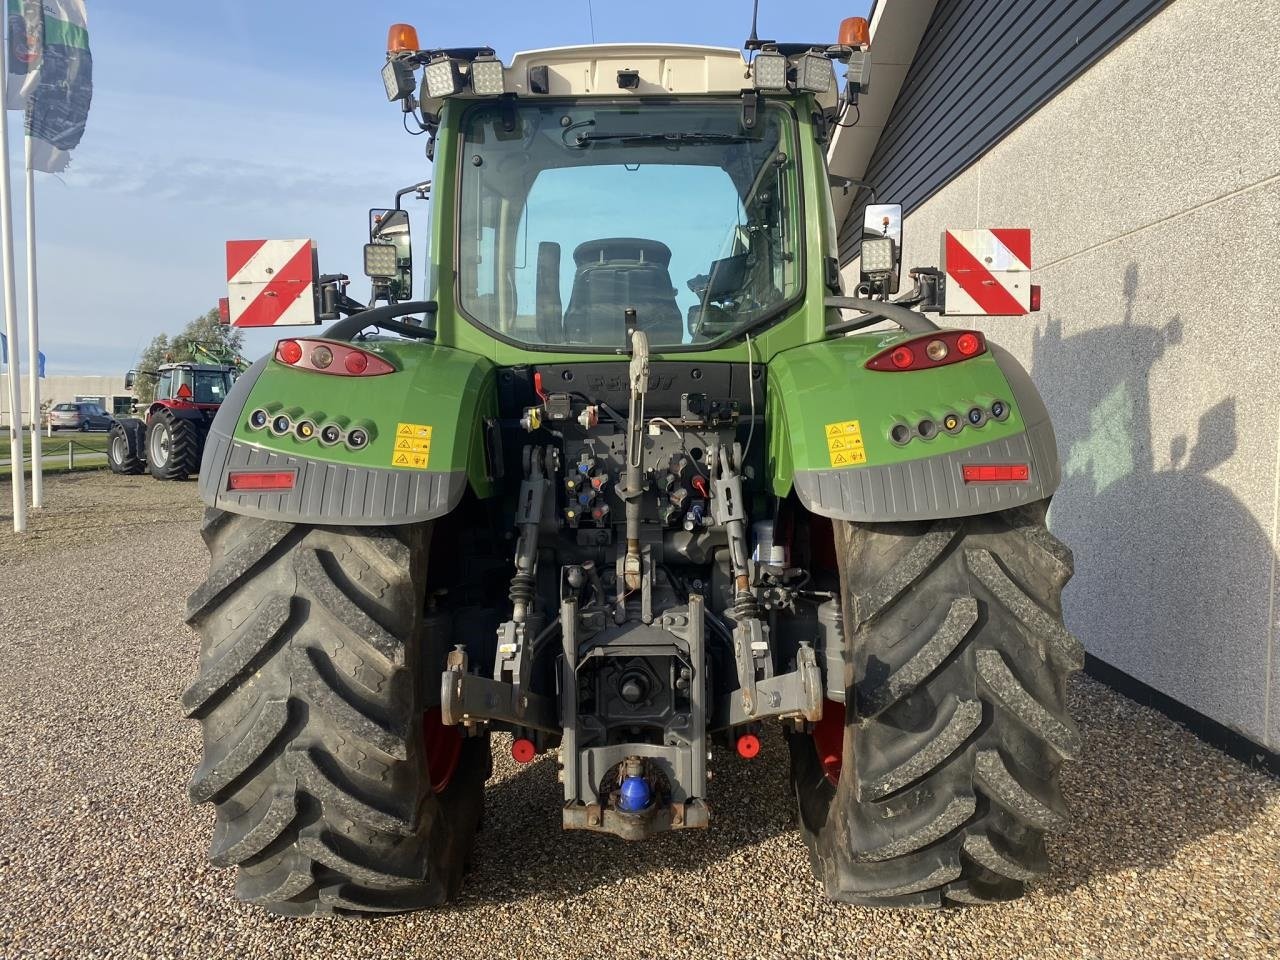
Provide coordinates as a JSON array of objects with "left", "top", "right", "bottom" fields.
[
  {"left": 111, "top": 435, "right": 126, "bottom": 463},
  {"left": 422, "top": 707, "right": 462, "bottom": 794},
  {"left": 150, "top": 425, "right": 170, "bottom": 465},
  {"left": 811, "top": 699, "right": 845, "bottom": 785}
]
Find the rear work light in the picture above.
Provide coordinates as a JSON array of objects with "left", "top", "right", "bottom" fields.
[
  {"left": 227, "top": 470, "right": 296, "bottom": 492},
  {"left": 275, "top": 339, "right": 395, "bottom": 377},
  {"left": 866, "top": 330, "right": 987, "bottom": 372},
  {"left": 962, "top": 464, "right": 1030, "bottom": 484}
]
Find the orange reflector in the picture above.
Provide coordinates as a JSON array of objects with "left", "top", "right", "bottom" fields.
[
  {"left": 838, "top": 16, "right": 870, "bottom": 47},
  {"left": 227, "top": 471, "right": 296, "bottom": 492},
  {"left": 176, "top": 383, "right": 192, "bottom": 399},
  {"left": 962, "top": 464, "right": 1030, "bottom": 484},
  {"left": 387, "top": 22, "right": 420, "bottom": 53}
]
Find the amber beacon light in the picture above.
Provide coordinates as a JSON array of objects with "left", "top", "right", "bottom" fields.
[
  {"left": 387, "top": 23, "right": 420, "bottom": 54},
  {"left": 838, "top": 16, "right": 870, "bottom": 47}
]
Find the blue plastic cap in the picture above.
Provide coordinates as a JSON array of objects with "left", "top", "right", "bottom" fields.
[{"left": 618, "top": 775, "right": 651, "bottom": 812}]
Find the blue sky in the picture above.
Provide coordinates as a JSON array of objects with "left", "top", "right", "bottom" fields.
[{"left": 7, "top": 0, "right": 867, "bottom": 374}]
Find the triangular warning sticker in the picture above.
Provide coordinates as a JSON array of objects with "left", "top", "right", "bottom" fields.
[
  {"left": 826, "top": 424, "right": 843, "bottom": 438},
  {"left": 832, "top": 452, "right": 851, "bottom": 466},
  {"left": 394, "top": 453, "right": 409, "bottom": 465},
  {"left": 396, "top": 438, "right": 411, "bottom": 449},
  {"left": 397, "top": 424, "right": 414, "bottom": 437}
]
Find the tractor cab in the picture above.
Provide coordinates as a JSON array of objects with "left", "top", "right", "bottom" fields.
[{"left": 153, "top": 363, "right": 234, "bottom": 407}]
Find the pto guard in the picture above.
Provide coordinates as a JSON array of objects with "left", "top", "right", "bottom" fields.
[
  {"left": 197, "top": 341, "right": 499, "bottom": 525},
  {"left": 769, "top": 336, "right": 1061, "bottom": 522}
]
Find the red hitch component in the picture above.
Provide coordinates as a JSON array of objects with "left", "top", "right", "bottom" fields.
[
  {"left": 735, "top": 733, "right": 761, "bottom": 759},
  {"left": 865, "top": 330, "right": 987, "bottom": 372},
  {"left": 422, "top": 708, "right": 462, "bottom": 794},
  {"left": 811, "top": 699, "right": 845, "bottom": 785},
  {"left": 275, "top": 338, "right": 395, "bottom": 377},
  {"left": 226, "top": 470, "right": 296, "bottom": 492},
  {"left": 962, "top": 463, "right": 1030, "bottom": 484},
  {"left": 511, "top": 737, "right": 537, "bottom": 764}
]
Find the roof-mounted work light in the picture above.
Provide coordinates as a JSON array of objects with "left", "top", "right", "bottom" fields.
[
  {"left": 752, "top": 49, "right": 788, "bottom": 91},
  {"left": 796, "top": 51, "right": 833, "bottom": 93},
  {"left": 424, "top": 56, "right": 464, "bottom": 99},
  {"left": 381, "top": 58, "right": 416, "bottom": 101},
  {"left": 469, "top": 55, "right": 506, "bottom": 95}
]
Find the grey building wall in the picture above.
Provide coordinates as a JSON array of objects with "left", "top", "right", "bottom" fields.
[
  {"left": 842, "top": 0, "right": 1280, "bottom": 749},
  {"left": 0, "top": 375, "right": 129, "bottom": 425},
  {"left": 838, "top": 0, "right": 1169, "bottom": 260}
]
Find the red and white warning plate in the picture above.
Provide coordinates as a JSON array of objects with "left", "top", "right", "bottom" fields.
[
  {"left": 942, "top": 228, "right": 1031, "bottom": 316},
  {"left": 225, "top": 239, "right": 320, "bottom": 327}
]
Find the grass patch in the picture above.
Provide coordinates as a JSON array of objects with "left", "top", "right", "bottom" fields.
[{"left": 0, "top": 430, "right": 111, "bottom": 460}]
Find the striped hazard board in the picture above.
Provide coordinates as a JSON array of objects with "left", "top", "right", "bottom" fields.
[
  {"left": 942, "top": 228, "right": 1032, "bottom": 316},
  {"left": 226, "top": 239, "right": 320, "bottom": 327}
]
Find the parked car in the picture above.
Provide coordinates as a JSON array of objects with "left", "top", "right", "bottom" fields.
[{"left": 49, "top": 401, "right": 114, "bottom": 432}]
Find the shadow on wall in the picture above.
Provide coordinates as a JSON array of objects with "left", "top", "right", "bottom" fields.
[{"left": 1030, "top": 262, "right": 1275, "bottom": 743}]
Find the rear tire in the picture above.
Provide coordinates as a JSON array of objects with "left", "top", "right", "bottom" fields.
[
  {"left": 107, "top": 419, "right": 145, "bottom": 475},
  {"left": 184, "top": 510, "right": 490, "bottom": 916},
  {"left": 147, "top": 407, "right": 200, "bottom": 480},
  {"left": 790, "top": 501, "right": 1082, "bottom": 908}
]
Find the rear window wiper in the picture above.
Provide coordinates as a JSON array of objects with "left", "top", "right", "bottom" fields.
[{"left": 570, "top": 131, "right": 758, "bottom": 148}]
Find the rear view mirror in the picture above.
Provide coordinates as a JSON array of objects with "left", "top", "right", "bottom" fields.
[
  {"left": 124, "top": 370, "right": 136, "bottom": 390},
  {"left": 859, "top": 203, "right": 902, "bottom": 295},
  {"left": 366, "top": 208, "right": 413, "bottom": 301}
]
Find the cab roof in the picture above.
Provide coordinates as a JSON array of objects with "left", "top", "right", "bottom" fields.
[{"left": 505, "top": 44, "right": 748, "bottom": 97}]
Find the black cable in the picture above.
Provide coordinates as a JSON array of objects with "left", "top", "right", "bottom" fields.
[{"left": 831, "top": 100, "right": 860, "bottom": 129}]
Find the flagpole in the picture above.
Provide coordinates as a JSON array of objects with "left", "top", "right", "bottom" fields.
[
  {"left": 23, "top": 132, "right": 40, "bottom": 507},
  {"left": 0, "top": 29, "right": 26, "bottom": 533}
]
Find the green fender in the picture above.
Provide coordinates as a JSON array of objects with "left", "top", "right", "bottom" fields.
[
  {"left": 197, "top": 338, "right": 499, "bottom": 525},
  {"left": 766, "top": 332, "right": 1061, "bottom": 521}
]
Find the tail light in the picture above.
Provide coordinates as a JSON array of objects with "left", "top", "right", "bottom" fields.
[
  {"left": 227, "top": 470, "right": 296, "bottom": 491},
  {"left": 962, "top": 464, "right": 1030, "bottom": 484},
  {"left": 275, "top": 338, "right": 395, "bottom": 377},
  {"left": 866, "top": 330, "right": 987, "bottom": 372}
]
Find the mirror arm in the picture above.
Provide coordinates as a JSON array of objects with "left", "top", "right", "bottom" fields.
[
  {"left": 824, "top": 296, "right": 939, "bottom": 335},
  {"left": 394, "top": 180, "right": 432, "bottom": 210}
]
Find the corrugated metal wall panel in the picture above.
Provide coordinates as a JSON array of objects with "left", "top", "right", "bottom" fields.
[{"left": 838, "top": 0, "right": 1170, "bottom": 261}]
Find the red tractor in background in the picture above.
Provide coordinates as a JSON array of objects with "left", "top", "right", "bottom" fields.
[{"left": 108, "top": 359, "right": 241, "bottom": 480}]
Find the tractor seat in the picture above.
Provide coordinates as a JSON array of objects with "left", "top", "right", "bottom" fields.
[{"left": 563, "top": 238, "right": 684, "bottom": 345}]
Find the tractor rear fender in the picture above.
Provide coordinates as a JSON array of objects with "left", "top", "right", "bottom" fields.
[
  {"left": 196, "top": 341, "right": 499, "bottom": 525},
  {"left": 767, "top": 333, "right": 1060, "bottom": 521}
]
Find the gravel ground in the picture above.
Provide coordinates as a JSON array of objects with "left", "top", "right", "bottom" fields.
[{"left": 0, "top": 473, "right": 1277, "bottom": 960}]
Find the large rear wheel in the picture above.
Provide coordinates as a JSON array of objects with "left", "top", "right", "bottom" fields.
[
  {"left": 790, "top": 501, "right": 1082, "bottom": 908},
  {"left": 184, "top": 510, "right": 489, "bottom": 915}
]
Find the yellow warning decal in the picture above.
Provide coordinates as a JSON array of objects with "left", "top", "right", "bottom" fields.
[
  {"left": 824, "top": 419, "right": 867, "bottom": 468},
  {"left": 392, "top": 423, "right": 432, "bottom": 469}
]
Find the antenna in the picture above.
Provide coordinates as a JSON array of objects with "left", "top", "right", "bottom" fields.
[{"left": 744, "top": 0, "right": 770, "bottom": 52}]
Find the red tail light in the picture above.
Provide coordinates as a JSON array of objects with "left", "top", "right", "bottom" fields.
[
  {"left": 275, "top": 338, "right": 395, "bottom": 376},
  {"left": 866, "top": 331, "right": 987, "bottom": 371},
  {"left": 227, "top": 470, "right": 296, "bottom": 491},
  {"left": 1029, "top": 285, "right": 1042, "bottom": 311},
  {"left": 962, "top": 464, "right": 1030, "bottom": 484}
]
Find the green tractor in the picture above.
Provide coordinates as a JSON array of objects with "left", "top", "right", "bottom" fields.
[{"left": 184, "top": 18, "right": 1080, "bottom": 916}]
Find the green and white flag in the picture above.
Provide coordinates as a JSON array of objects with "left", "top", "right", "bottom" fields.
[{"left": 7, "top": 0, "right": 91, "bottom": 173}]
